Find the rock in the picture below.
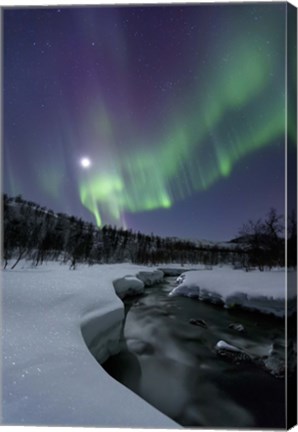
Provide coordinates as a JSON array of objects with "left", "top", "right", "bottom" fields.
[
  {"left": 176, "top": 274, "right": 186, "bottom": 284},
  {"left": 215, "top": 340, "right": 251, "bottom": 363},
  {"left": 136, "top": 270, "right": 164, "bottom": 286},
  {"left": 189, "top": 318, "right": 208, "bottom": 328},
  {"left": 263, "top": 356, "right": 284, "bottom": 378},
  {"left": 228, "top": 322, "right": 245, "bottom": 333},
  {"left": 262, "top": 341, "right": 286, "bottom": 378},
  {"left": 216, "top": 340, "right": 242, "bottom": 352},
  {"left": 113, "top": 276, "right": 144, "bottom": 298},
  {"left": 133, "top": 301, "right": 145, "bottom": 307}
]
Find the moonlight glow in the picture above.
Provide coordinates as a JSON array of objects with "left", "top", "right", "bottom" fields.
[{"left": 80, "top": 158, "right": 91, "bottom": 169}]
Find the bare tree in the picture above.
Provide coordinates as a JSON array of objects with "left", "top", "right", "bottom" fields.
[
  {"left": 239, "top": 209, "right": 284, "bottom": 270},
  {"left": 240, "top": 218, "right": 266, "bottom": 270},
  {"left": 263, "top": 208, "right": 284, "bottom": 268}
]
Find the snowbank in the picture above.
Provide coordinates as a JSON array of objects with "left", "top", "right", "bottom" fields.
[
  {"left": 169, "top": 267, "right": 296, "bottom": 317},
  {"left": 2, "top": 261, "right": 179, "bottom": 427},
  {"left": 113, "top": 275, "right": 145, "bottom": 298},
  {"left": 137, "top": 269, "right": 164, "bottom": 286}
]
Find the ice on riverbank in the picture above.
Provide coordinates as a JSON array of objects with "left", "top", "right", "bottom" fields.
[
  {"left": 169, "top": 267, "right": 296, "bottom": 318},
  {"left": 2, "top": 261, "right": 179, "bottom": 427}
]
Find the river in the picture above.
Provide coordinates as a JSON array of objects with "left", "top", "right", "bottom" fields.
[{"left": 101, "top": 276, "right": 286, "bottom": 428}]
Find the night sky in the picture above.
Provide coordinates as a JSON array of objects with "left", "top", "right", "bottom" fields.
[{"left": 3, "top": 3, "right": 295, "bottom": 241}]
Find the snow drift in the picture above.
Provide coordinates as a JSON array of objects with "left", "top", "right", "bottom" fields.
[
  {"left": 169, "top": 267, "right": 296, "bottom": 318},
  {"left": 2, "top": 261, "right": 178, "bottom": 427}
]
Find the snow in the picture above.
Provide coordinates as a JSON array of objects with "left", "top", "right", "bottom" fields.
[
  {"left": 215, "top": 340, "right": 242, "bottom": 353},
  {"left": 263, "top": 341, "right": 286, "bottom": 378},
  {"left": 113, "top": 270, "right": 165, "bottom": 299},
  {"left": 169, "top": 267, "right": 296, "bottom": 317},
  {"left": 113, "top": 275, "right": 145, "bottom": 298},
  {"left": 214, "top": 340, "right": 251, "bottom": 363},
  {"left": 2, "top": 261, "right": 179, "bottom": 427},
  {"left": 2, "top": 261, "right": 296, "bottom": 427},
  {"left": 136, "top": 269, "right": 164, "bottom": 285}
]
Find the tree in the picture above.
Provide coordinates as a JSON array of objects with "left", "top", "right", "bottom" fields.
[
  {"left": 239, "top": 208, "right": 284, "bottom": 270},
  {"left": 239, "top": 218, "right": 266, "bottom": 270},
  {"left": 263, "top": 208, "right": 284, "bottom": 268},
  {"left": 3, "top": 194, "right": 12, "bottom": 268}
]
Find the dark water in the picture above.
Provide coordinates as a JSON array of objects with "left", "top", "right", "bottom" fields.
[{"left": 102, "top": 277, "right": 286, "bottom": 428}]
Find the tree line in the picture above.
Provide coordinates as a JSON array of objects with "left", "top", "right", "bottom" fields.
[
  {"left": 238, "top": 207, "right": 296, "bottom": 270},
  {"left": 2, "top": 194, "right": 296, "bottom": 270}
]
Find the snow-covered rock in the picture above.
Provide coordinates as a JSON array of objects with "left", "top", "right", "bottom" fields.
[
  {"left": 263, "top": 341, "right": 286, "bottom": 378},
  {"left": 113, "top": 275, "right": 145, "bottom": 298},
  {"left": 215, "top": 340, "right": 251, "bottom": 362},
  {"left": 176, "top": 274, "right": 186, "bottom": 284},
  {"left": 216, "top": 340, "right": 243, "bottom": 352},
  {"left": 136, "top": 269, "right": 164, "bottom": 286},
  {"left": 169, "top": 267, "right": 296, "bottom": 318},
  {"left": 2, "top": 261, "right": 179, "bottom": 427},
  {"left": 228, "top": 322, "right": 245, "bottom": 333}
]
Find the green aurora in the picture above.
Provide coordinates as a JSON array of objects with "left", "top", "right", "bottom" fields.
[
  {"left": 4, "top": 4, "right": 296, "bottom": 238},
  {"left": 78, "top": 11, "right": 290, "bottom": 227}
]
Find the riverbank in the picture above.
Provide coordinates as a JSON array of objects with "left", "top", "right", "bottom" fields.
[
  {"left": 169, "top": 267, "right": 296, "bottom": 317},
  {"left": 2, "top": 260, "right": 295, "bottom": 427},
  {"left": 2, "top": 261, "right": 178, "bottom": 427},
  {"left": 103, "top": 276, "right": 290, "bottom": 428}
]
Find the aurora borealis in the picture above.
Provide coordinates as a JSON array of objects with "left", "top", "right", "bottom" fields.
[{"left": 3, "top": 3, "right": 296, "bottom": 240}]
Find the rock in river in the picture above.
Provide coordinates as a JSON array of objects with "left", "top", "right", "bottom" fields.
[
  {"left": 215, "top": 340, "right": 251, "bottom": 363},
  {"left": 228, "top": 322, "right": 245, "bottom": 333},
  {"left": 189, "top": 318, "right": 208, "bottom": 328}
]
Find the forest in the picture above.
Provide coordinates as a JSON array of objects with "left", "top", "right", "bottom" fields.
[{"left": 2, "top": 194, "right": 296, "bottom": 270}]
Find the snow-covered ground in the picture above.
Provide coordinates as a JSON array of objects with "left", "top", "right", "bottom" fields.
[
  {"left": 1, "top": 261, "right": 296, "bottom": 427},
  {"left": 2, "top": 261, "right": 178, "bottom": 427},
  {"left": 169, "top": 267, "right": 297, "bottom": 317}
]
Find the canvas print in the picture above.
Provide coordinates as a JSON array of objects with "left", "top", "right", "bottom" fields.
[{"left": 1, "top": 2, "right": 297, "bottom": 429}]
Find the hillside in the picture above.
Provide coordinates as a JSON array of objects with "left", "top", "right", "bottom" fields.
[{"left": 2, "top": 194, "right": 246, "bottom": 269}]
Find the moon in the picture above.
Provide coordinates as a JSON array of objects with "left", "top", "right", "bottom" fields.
[{"left": 80, "top": 157, "right": 91, "bottom": 168}]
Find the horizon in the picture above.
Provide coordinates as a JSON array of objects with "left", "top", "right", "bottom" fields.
[{"left": 5, "top": 192, "right": 289, "bottom": 245}]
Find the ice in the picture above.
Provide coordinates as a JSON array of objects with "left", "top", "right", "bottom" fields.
[
  {"left": 2, "top": 261, "right": 179, "bottom": 427},
  {"left": 169, "top": 267, "right": 296, "bottom": 317}
]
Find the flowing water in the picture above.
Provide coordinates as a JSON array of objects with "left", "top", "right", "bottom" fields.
[{"left": 101, "top": 277, "right": 286, "bottom": 428}]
